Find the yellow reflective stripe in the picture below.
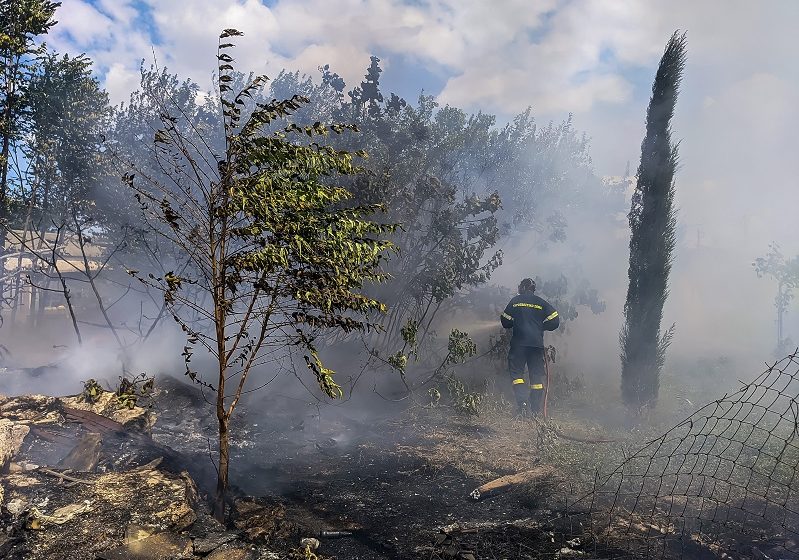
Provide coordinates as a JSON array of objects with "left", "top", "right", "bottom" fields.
[
  {"left": 513, "top": 303, "right": 543, "bottom": 309},
  {"left": 544, "top": 311, "right": 559, "bottom": 322},
  {"left": 512, "top": 378, "right": 526, "bottom": 385},
  {"left": 530, "top": 383, "right": 544, "bottom": 390},
  {"left": 501, "top": 312, "right": 513, "bottom": 321}
]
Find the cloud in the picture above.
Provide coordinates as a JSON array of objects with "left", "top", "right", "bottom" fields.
[
  {"left": 54, "top": 0, "right": 115, "bottom": 45},
  {"left": 49, "top": 0, "right": 630, "bottom": 113},
  {"left": 104, "top": 62, "right": 142, "bottom": 104}
]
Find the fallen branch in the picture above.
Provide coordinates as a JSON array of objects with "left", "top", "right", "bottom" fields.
[
  {"left": 37, "top": 467, "right": 93, "bottom": 485},
  {"left": 470, "top": 466, "right": 554, "bottom": 500}
]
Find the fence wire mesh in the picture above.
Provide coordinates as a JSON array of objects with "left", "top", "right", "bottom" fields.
[{"left": 579, "top": 351, "right": 799, "bottom": 559}]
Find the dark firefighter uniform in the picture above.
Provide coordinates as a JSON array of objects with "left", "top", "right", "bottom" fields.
[{"left": 500, "top": 279, "right": 560, "bottom": 415}]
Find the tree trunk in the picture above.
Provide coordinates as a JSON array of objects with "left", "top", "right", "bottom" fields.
[
  {"left": 0, "top": 66, "right": 16, "bottom": 310},
  {"left": 10, "top": 202, "right": 36, "bottom": 324},
  {"left": 213, "top": 414, "right": 230, "bottom": 522},
  {"left": 27, "top": 280, "right": 36, "bottom": 328}
]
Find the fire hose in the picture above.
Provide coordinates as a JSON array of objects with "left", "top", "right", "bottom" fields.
[
  {"left": 542, "top": 349, "right": 551, "bottom": 418},
  {"left": 541, "top": 349, "right": 619, "bottom": 444}
]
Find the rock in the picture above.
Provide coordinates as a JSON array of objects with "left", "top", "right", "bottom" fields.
[
  {"left": 188, "top": 510, "right": 226, "bottom": 537},
  {"left": 193, "top": 532, "right": 240, "bottom": 554},
  {"left": 8, "top": 461, "right": 38, "bottom": 473},
  {"left": 0, "top": 419, "right": 30, "bottom": 472},
  {"left": 5, "top": 497, "right": 27, "bottom": 515},
  {"left": 96, "top": 533, "right": 191, "bottom": 560}
]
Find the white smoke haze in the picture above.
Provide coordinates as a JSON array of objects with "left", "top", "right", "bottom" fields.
[{"left": 2, "top": 1, "right": 796, "bottom": 418}]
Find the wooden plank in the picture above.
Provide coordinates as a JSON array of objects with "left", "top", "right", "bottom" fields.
[{"left": 63, "top": 407, "right": 126, "bottom": 435}]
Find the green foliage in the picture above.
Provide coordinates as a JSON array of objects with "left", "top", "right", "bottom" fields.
[
  {"left": 446, "top": 329, "right": 477, "bottom": 364},
  {"left": 400, "top": 317, "right": 418, "bottom": 349},
  {"left": 445, "top": 374, "right": 483, "bottom": 416},
  {"left": 268, "top": 59, "right": 601, "bottom": 357},
  {"left": 81, "top": 378, "right": 103, "bottom": 404},
  {"left": 0, "top": 0, "right": 61, "bottom": 274},
  {"left": 304, "top": 352, "right": 344, "bottom": 399},
  {"left": 0, "top": 0, "right": 60, "bottom": 152},
  {"left": 534, "top": 274, "right": 606, "bottom": 328},
  {"left": 387, "top": 351, "right": 408, "bottom": 372},
  {"left": 115, "top": 373, "right": 155, "bottom": 410},
  {"left": 386, "top": 317, "right": 419, "bottom": 370},
  {"left": 118, "top": 30, "right": 397, "bottom": 518},
  {"left": 26, "top": 53, "right": 109, "bottom": 212},
  {"left": 620, "top": 31, "right": 686, "bottom": 410},
  {"left": 488, "top": 327, "right": 513, "bottom": 362},
  {"left": 257, "top": 58, "right": 614, "bottom": 396},
  {"left": 126, "top": 31, "right": 397, "bottom": 396}
]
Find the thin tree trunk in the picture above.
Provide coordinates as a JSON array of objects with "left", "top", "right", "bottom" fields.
[
  {"left": 36, "top": 220, "right": 62, "bottom": 324},
  {"left": 72, "top": 210, "right": 124, "bottom": 351},
  {"left": 10, "top": 194, "right": 36, "bottom": 323},
  {"left": 27, "top": 280, "right": 36, "bottom": 328},
  {"left": 58, "top": 273, "right": 82, "bottom": 346},
  {"left": 214, "top": 416, "right": 230, "bottom": 522},
  {"left": 0, "top": 59, "right": 17, "bottom": 311}
]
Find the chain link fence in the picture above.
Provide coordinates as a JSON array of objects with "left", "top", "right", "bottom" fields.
[{"left": 577, "top": 351, "right": 799, "bottom": 559}]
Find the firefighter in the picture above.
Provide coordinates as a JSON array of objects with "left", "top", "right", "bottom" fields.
[{"left": 500, "top": 278, "right": 560, "bottom": 416}]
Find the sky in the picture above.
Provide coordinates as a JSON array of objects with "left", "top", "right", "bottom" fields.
[{"left": 46, "top": 0, "right": 799, "bottom": 371}]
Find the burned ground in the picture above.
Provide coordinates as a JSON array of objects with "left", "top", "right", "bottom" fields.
[{"left": 2, "top": 360, "right": 798, "bottom": 559}]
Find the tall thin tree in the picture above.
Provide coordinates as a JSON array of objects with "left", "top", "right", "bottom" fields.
[
  {"left": 0, "top": 0, "right": 60, "bottom": 310},
  {"left": 620, "top": 31, "right": 686, "bottom": 409}
]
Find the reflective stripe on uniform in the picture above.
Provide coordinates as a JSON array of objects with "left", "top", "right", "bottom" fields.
[
  {"left": 501, "top": 312, "right": 513, "bottom": 321},
  {"left": 513, "top": 302, "right": 543, "bottom": 309},
  {"left": 530, "top": 383, "right": 544, "bottom": 390},
  {"left": 512, "top": 378, "right": 526, "bottom": 385},
  {"left": 544, "top": 311, "right": 559, "bottom": 322}
]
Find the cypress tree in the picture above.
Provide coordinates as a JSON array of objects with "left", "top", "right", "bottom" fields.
[{"left": 620, "top": 32, "right": 686, "bottom": 409}]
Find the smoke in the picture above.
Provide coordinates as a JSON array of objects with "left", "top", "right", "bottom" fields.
[
  {"left": 0, "top": 317, "right": 188, "bottom": 397},
  {"left": 5, "top": 3, "right": 798, "bottom": 427}
]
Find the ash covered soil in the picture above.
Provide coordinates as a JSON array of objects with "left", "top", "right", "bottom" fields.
[
  {"left": 233, "top": 412, "right": 557, "bottom": 559},
  {"left": 1, "top": 373, "right": 724, "bottom": 560},
  {"left": 177, "top": 377, "right": 630, "bottom": 560}
]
